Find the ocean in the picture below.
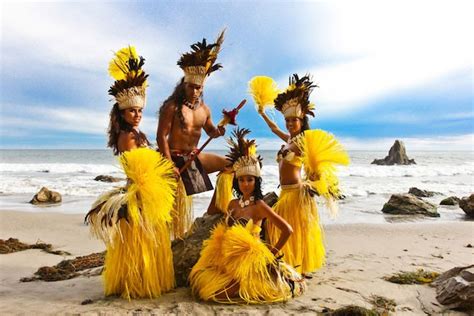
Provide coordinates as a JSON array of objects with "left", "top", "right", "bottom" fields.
[{"left": 1, "top": 149, "right": 473, "bottom": 224}]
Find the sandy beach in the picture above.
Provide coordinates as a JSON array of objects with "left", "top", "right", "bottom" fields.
[{"left": 0, "top": 210, "right": 472, "bottom": 315}]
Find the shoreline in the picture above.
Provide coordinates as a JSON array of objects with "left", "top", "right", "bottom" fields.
[
  {"left": 1, "top": 210, "right": 473, "bottom": 315},
  {"left": 0, "top": 193, "right": 471, "bottom": 225}
]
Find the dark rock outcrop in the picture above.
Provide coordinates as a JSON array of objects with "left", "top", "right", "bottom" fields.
[
  {"left": 408, "top": 187, "right": 436, "bottom": 198},
  {"left": 459, "top": 194, "right": 474, "bottom": 218},
  {"left": 171, "top": 191, "right": 279, "bottom": 287},
  {"left": 432, "top": 265, "right": 474, "bottom": 310},
  {"left": 440, "top": 196, "right": 460, "bottom": 206},
  {"left": 371, "top": 140, "right": 416, "bottom": 165},
  {"left": 29, "top": 187, "right": 62, "bottom": 205},
  {"left": 172, "top": 213, "right": 223, "bottom": 287},
  {"left": 94, "top": 175, "right": 122, "bottom": 183},
  {"left": 381, "top": 194, "right": 439, "bottom": 217}
]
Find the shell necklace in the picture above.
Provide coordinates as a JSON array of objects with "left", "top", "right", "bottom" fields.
[{"left": 239, "top": 196, "right": 255, "bottom": 208}]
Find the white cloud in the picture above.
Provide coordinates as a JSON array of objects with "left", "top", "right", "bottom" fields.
[
  {"left": 1, "top": 2, "right": 183, "bottom": 82},
  {"left": 287, "top": 1, "right": 473, "bottom": 117}
]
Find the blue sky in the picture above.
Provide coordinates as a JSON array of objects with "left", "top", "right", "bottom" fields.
[{"left": 1, "top": 1, "right": 472, "bottom": 150}]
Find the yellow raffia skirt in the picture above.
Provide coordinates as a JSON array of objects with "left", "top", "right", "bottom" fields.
[
  {"left": 189, "top": 220, "right": 305, "bottom": 304},
  {"left": 171, "top": 179, "right": 193, "bottom": 240},
  {"left": 267, "top": 183, "right": 325, "bottom": 274},
  {"left": 214, "top": 171, "right": 234, "bottom": 214},
  {"left": 86, "top": 148, "right": 177, "bottom": 299}
]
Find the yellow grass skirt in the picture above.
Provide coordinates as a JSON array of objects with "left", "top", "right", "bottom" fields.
[
  {"left": 189, "top": 220, "right": 305, "bottom": 304},
  {"left": 86, "top": 148, "right": 177, "bottom": 299},
  {"left": 267, "top": 184, "right": 325, "bottom": 274},
  {"left": 171, "top": 179, "right": 193, "bottom": 240}
]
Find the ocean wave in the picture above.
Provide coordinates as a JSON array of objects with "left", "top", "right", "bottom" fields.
[{"left": 0, "top": 163, "right": 122, "bottom": 174}]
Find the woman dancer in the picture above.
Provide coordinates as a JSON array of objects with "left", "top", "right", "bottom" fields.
[
  {"left": 249, "top": 75, "right": 350, "bottom": 275},
  {"left": 190, "top": 128, "right": 305, "bottom": 303},
  {"left": 85, "top": 47, "right": 176, "bottom": 299}
]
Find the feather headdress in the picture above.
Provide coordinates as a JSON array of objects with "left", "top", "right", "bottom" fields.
[
  {"left": 177, "top": 29, "right": 225, "bottom": 86},
  {"left": 108, "top": 46, "right": 148, "bottom": 110},
  {"left": 274, "top": 74, "right": 317, "bottom": 119},
  {"left": 226, "top": 128, "right": 262, "bottom": 178}
]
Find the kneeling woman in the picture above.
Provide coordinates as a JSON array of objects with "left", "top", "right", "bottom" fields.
[
  {"left": 190, "top": 128, "right": 305, "bottom": 303},
  {"left": 85, "top": 47, "right": 176, "bottom": 299}
]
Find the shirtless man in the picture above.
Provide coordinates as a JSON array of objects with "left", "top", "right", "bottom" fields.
[
  {"left": 157, "top": 79, "right": 228, "bottom": 181},
  {"left": 157, "top": 31, "right": 232, "bottom": 238}
]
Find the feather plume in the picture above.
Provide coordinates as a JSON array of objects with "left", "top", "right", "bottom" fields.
[
  {"left": 108, "top": 46, "right": 148, "bottom": 98},
  {"left": 178, "top": 29, "right": 225, "bottom": 76},
  {"left": 295, "top": 129, "right": 350, "bottom": 217},
  {"left": 225, "top": 128, "right": 261, "bottom": 166},
  {"left": 248, "top": 76, "right": 279, "bottom": 112}
]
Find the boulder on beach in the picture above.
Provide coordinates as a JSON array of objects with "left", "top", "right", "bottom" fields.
[
  {"left": 172, "top": 192, "right": 279, "bottom": 287},
  {"left": 459, "top": 194, "right": 474, "bottom": 218},
  {"left": 94, "top": 175, "right": 122, "bottom": 183},
  {"left": 29, "top": 187, "right": 62, "bottom": 205},
  {"left": 381, "top": 193, "right": 439, "bottom": 217},
  {"left": 371, "top": 140, "right": 416, "bottom": 165},
  {"left": 432, "top": 265, "right": 474, "bottom": 310},
  {"left": 440, "top": 196, "right": 460, "bottom": 206},
  {"left": 408, "top": 187, "right": 437, "bottom": 198}
]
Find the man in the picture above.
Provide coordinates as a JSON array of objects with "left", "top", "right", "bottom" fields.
[{"left": 157, "top": 30, "right": 233, "bottom": 239}]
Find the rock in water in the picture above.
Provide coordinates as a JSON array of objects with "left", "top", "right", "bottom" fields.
[
  {"left": 440, "top": 196, "right": 460, "bottom": 206},
  {"left": 381, "top": 194, "right": 439, "bottom": 217},
  {"left": 371, "top": 140, "right": 416, "bottom": 165},
  {"left": 94, "top": 175, "right": 122, "bottom": 182},
  {"left": 459, "top": 194, "right": 474, "bottom": 218},
  {"left": 433, "top": 265, "right": 474, "bottom": 310},
  {"left": 29, "top": 187, "right": 62, "bottom": 205},
  {"left": 408, "top": 187, "right": 436, "bottom": 198}
]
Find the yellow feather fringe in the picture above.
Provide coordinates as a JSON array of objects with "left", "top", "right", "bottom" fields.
[
  {"left": 214, "top": 172, "right": 234, "bottom": 214},
  {"left": 190, "top": 220, "right": 296, "bottom": 304},
  {"left": 171, "top": 179, "right": 193, "bottom": 240},
  {"left": 295, "top": 129, "right": 350, "bottom": 217},
  {"left": 108, "top": 46, "right": 142, "bottom": 81},
  {"left": 268, "top": 185, "right": 325, "bottom": 274},
  {"left": 87, "top": 148, "right": 177, "bottom": 299},
  {"left": 248, "top": 76, "right": 279, "bottom": 112}
]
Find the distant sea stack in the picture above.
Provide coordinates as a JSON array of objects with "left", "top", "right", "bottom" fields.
[{"left": 372, "top": 140, "right": 416, "bottom": 165}]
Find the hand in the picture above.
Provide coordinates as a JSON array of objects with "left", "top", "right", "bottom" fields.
[
  {"left": 173, "top": 167, "right": 181, "bottom": 178},
  {"left": 189, "top": 148, "right": 199, "bottom": 160},
  {"left": 267, "top": 244, "right": 279, "bottom": 256},
  {"left": 214, "top": 125, "right": 225, "bottom": 138}
]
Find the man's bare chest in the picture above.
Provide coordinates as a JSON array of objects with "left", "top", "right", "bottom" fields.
[{"left": 180, "top": 106, "right": 207, "bottom": 127}]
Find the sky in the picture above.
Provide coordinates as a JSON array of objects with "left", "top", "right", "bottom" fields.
[{"left": 0, "top": 0, "right": 472, "bottom": 150}]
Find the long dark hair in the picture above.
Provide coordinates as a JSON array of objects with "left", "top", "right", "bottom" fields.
[
  {"left": 158, "top": 78, "right": 203, "bottom": 129},
  {"left": 107, "top": 103, "right": 149, "bottom": 155},
  {"left": 232, "top": 176, "right": 264, "bottom": 201},
  {"left": 300, "top": 116, "right": 310, "bottom": 134}
]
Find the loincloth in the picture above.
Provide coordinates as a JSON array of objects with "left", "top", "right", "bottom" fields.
[{"left": 171, "top": 151, "right": 213, "bottom": 196}]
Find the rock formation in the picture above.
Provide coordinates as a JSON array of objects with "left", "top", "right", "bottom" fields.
[
  {"left": 94, "top": 175, "right": 122, "bottom": 182},
  {"left": 381, "top": 194, "right": 439, "bottom": 217},
  {"left": 408, "top": 187, "right": 436, "bottom": 198},
  {"left": 29, "top": 187, "right": 62, "bottom": 205},
  {"left": 439, "top": 196, "right": 460, "bottom": 206},
  {"left": 459, "top": 194, "right": 474, "bottom": 218},
  {"left": 433, "top": 265, "right": 474, "bottom": 310},
  {"left": 372, "top": 140, "right": 416, "bottom": 165}
]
